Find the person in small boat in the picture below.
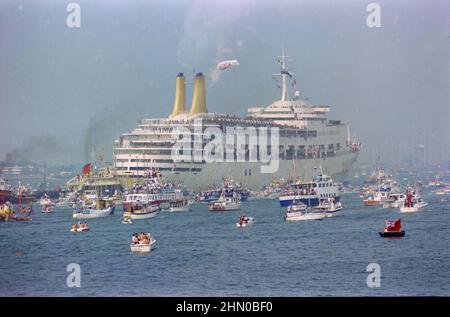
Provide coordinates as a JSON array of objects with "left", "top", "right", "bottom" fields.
[{"left": 132, "top": 234, "right": 139, "bottom": 244}]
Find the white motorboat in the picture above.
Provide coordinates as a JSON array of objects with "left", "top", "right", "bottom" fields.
[
  {"left": 70, "top": 223, "right": 90, "bottom": 232},
  {"left": 168, "top": 199, "right": 191, "bottom": 212},
  {"left": 72, "top": 199, "right": 115, "bottom": 219},
  {"left": 121, "top": 216, "right": 133, "bottom": 224},
  {"left": 285, "top": 210, "right": 327, "bottom": 221},
  {"left": 399, "top": 198, "right": 428, "bottom": 213},
  {"left": 236, "top": 216, "right": 255, "bottom": 228},
  {"left": 314, "top": 199, "right": 343, "bottom": 216},
  {"left": 130, "top": 233, "right": 156, "bottom": 253},
  {"left": 209, "top": 192, "right": 241, "bottom": 211},
  {"left": 123, "top": 203, "right": 159, "bottom": 220},
  {"left": 41, "top": 205, "right": 53, "bottom": 213}
]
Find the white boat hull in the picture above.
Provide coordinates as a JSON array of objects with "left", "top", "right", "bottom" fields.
[
  {"left": 285, "top": 212, "right": 327, "bottom": 221},
  {"left": 72, "top": 206, "right": 114, "bottom": 219},
  {"left": 124, "top": 210, "right": 158, "bottom": 219},
  {"left": 236, "top": 217, "right": 255, "bottom": 228},
  {"left": 399, "top": 202, "right": 427, "bottom": 213},
  {"left": 130, "top": 240, "right": 156, "bottom": 253}
]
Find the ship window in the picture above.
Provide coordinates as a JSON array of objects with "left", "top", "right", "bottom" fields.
[
  {"left": 249, "top": 169, "right": 251, "bottom": 176},
  {"left": 244, "top": 169, "right": 247, "bottom": 176}
]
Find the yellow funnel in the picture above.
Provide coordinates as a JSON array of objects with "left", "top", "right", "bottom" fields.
[
  {"left": 171, "top": 73, "right": 186, "bottom": 117},
  {"left": 188, "top": 72, "right": 207, "bottom": 116}
]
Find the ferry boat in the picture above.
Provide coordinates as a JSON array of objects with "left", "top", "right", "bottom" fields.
[
  {"left": 113, "top": 50, "right": 361, "bottom": 191},
  {"left": 279, "top": 174, "right": 340, "bottom": 207}
]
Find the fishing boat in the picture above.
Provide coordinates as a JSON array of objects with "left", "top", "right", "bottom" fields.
[
  {"left": 70, "top": 222, "right": 90, "bottom": 232},
  {"left": 279, "top": 174, "right": 340, "bottom": 207},
  {"left": 209, "top": 192, "right": 241, "bottom": 211},
  {"left": 123, "top": 202, "right": 159, "bottom": 220},
  {"left": 130, "top": 233, "right": 156, "bottom": 253},
  {"left": 236, "top": 215, "right": 255, "bottom": 228},
  {"left": 168, "top": 199, "right": 191, "bottom": 212},
  {"left": 314, "top": 198, "right": 343, "bottom": 215},
  {"left": 72, "top": 199, "right": 115, "bottom": 219},
  {"left": 379, "top": 219, "right": 405, "bottom": 237}
]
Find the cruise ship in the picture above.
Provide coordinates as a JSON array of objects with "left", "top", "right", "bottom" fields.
[{"left": 113, "top": 51, "right": 361, "bottom": 191}]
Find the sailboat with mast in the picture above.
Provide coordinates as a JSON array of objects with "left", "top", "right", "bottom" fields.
[{"left": 72, "top": 164, "right": 115, "bottom": 219}]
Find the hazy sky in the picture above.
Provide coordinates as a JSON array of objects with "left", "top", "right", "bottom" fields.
[{"left": 1, "top": 0, "right": 449, "bottom": 167}]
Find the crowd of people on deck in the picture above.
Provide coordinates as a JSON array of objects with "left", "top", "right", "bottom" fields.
[
  {"left": 72, "top": 221, "right": 89, "bottom": 231},
  {"left": 131, "top": 232, "right": 153, "bottom": 245}
]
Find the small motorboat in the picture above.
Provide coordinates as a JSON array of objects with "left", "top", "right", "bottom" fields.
[
  {"left": 123, "top": 203, "right": 159, "bottom": 220},
  {"left": 70, "top": 222, "right": 89, "bottom": 232},
  {"left": 285, "top": 201, "right": 326, "bottom": 221},
  {"left": 363, "top": 197, "right": 380, "bottom": 206},
  {"left": 121, "top": 216, "right": 133, "bottom": 224},
  {"left": 314, "top": 199, "right": 343, "bottom": 216},
  {"left": 72, "top": 199, "right": 115, "bottom": 219},
  {"left": 379, "top": 219, "right": 405, "bottom": 237},
  {"left": 130, "top": 233, "right": 156, "bottom": 253},
  {"left": 41, "top": 205, "right": 53, "bottom": 213},
  {"left": 168, "top": 199, "right": 191, "bottom": 212},
  {"left": 399, "top": 195, "right": 427, "bottom": 213},
  {"left": 209, "top": 192, "right": 240, "bottom": 211},
  {"left": 236, "top": 215, "right": 255, "bottom": 228}
]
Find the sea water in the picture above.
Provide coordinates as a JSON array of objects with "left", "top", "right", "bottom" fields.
[{"left": 1, "top": 190, "right": 449, "bottom": 296}]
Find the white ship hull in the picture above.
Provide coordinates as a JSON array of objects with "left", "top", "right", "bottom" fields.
[{"left": 161, "top": 151, "right": 358, "bottom": 191}]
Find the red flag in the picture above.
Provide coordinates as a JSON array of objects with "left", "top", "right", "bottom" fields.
[
  {"left": 82, "top": 163, "right": 92, "bottom": 175},
  {"left": 385, "top": 219, "right": 401, "bottom": 232}
]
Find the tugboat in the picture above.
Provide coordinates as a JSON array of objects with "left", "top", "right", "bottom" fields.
[
  {"left": 379, "top": 219, "right": 405, "bottom": 237},
  {"left": 236, "top": 215, "right": 255, "bottom": 228}
]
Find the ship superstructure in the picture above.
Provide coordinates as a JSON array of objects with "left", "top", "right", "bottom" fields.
[{"left": 114, "top": 50, "right": 361, "bottom": 190}]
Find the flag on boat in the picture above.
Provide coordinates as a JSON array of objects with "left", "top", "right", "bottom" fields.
[
  {"left": 385, "top": 219, "right": 401, "bottom": 232},
  {"left": 82, "top": 163, "right": 92, "bottom": 175}
]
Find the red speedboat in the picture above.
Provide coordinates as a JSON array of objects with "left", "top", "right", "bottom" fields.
[{"left": 379, "top": 219, "right": 405, "bottom": 237}]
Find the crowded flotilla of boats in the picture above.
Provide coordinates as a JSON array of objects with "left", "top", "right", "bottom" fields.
[{"left": 3, "top": 157, "right": 450, "bottom": 256}]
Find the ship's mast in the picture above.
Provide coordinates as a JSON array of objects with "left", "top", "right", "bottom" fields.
[
  {"left": 275, "top": 48, "right": 290, "bottom": 101},
  {"left": 280, "top": 48, "right": 288, "bottom": 101}
]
